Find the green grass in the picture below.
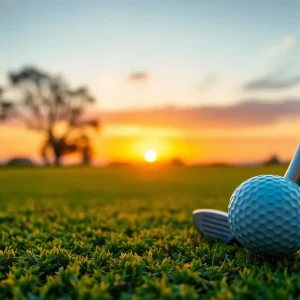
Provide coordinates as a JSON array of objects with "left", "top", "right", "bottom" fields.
[{"left": 1, "top": 165, "right": 300, "bottom": 299}]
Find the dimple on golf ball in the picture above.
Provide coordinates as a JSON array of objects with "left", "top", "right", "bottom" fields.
[{"left": 228, "top": 175, "right": 300, "bottom": 255}]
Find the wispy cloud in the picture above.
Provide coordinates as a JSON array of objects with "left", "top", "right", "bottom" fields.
[
  {"left": 99, "top": 99, "right": 300, "bottom": 130},
  {"left": 197, "top": 74, "right": 218, "bottom": 90},
  {"left": 128, "top": 72, "right": 150, "bottom": 82},
  {"left": 265, "top": 35, "right": 296, "bottom": 59},
  {"left": 244, "top": 73, "right": 300, "bottom": 90}
]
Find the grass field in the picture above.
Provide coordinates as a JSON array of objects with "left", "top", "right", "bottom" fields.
[{"left": 1, "top": 165, "right": 300, "bottom": 299}]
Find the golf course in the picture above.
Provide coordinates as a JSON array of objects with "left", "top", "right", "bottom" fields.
[{"left": 1, "top": 165, "right": 299, "bottom": 299}]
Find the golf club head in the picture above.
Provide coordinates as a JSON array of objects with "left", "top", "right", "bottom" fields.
[{"left": 193, "top": 209, "right": 236, "bottom": 244}]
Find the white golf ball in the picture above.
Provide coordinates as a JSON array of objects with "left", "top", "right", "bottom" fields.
[{"left": 228, "top": 175, "right": 300, "bottom": 255}]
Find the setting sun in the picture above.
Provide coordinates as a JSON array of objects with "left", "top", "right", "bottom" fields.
[{"left": 144, "top": 149, "right": 157, "bottom": 163}]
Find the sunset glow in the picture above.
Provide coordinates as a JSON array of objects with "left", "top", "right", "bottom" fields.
[
  {"left": 0, "top": 123, "right": 299, "bottom": 165},
  {"left": 1, "top": 1, "right": 300, "bottom": 165},
  {"left": 144, "top": 150, "right": 157, "bottom": 163}
]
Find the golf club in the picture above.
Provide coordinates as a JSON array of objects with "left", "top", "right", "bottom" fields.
[
  {"left": 193, "top": 209, "right": 236, "bottom": 244},
  {"left": 284, "top": 144, "right": 300, "bottom": 185},
  {"left": 193, "top": 144, "right": 300, "bottom": 244}
]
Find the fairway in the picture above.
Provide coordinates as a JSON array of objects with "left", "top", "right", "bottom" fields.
[{"left": 1, "top": 165, "right": 300, "bottom": 299}]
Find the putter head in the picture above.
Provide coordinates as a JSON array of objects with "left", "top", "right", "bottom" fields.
[{"left": 193, "top": 209, "right": 236, "bottom": 244}]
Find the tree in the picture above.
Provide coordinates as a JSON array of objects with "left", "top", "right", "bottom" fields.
[
  {"left": 0, "top": 87, "right": 14, "bottom": 121},
  {"left": 5, "top": 66, "right": 100, "bottom": 166},
  {"left": 263, "top": 154, "right": 281, "bottom": 166}
]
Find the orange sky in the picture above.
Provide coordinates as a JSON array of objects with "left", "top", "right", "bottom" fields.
[
  {"left": 1, "top": 106, "right": 299, "bottom": 164},
  {"left": 1, "top": 1, "right": 300, "bottom": 164}
]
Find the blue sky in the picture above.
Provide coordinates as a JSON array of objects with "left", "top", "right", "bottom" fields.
[{"left": 1, "top": 0, "right": 300, "bottom": 109}]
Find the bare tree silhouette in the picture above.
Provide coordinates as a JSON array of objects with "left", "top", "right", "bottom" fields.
[
  {"left": 5, "top": 66, "right": 100, "bottom": 166},
  {"left": 0, "top": 87, "right": 14, "bottom": 121}
]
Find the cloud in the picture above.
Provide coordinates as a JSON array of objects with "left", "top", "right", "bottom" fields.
[
  {"left": 198, "top": 74, "right": 218, "bottom": 90},
  {"left": 99, "top": 99, "right": 300, "bottom": 130},
  {"left": 244, "top": 73, "right": 300, "bottom": 90},
  {"left": 265, "top": 35, "right": 296, "bottom": 59},
  {"left": 128, "top": 72, "right": 150, "bottom": 82}
]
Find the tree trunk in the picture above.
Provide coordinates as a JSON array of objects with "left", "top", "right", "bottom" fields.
[
  {"left": 82, "top": 147, "right": 92, "bottom": 165},
  {"left": 54, "top": 155, "right": 61, "bottom": 166},
  {"left": 48, "top": 130, "right": 62, "bottom": 166}
]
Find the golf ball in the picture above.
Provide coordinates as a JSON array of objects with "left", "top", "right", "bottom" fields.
[{"left": 228, "top": 175, "right": 300, "bottom": 255}]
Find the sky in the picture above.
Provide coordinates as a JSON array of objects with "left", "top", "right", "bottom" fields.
[{"left": 1, "top": 0, "right": 300, "bottom": 164}]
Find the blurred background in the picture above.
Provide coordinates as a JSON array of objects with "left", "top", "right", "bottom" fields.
[{"left": 1, "top": 0, "right": 300, "bottom": 166}]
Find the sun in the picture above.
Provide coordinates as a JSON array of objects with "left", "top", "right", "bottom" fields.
[{"left": 144, "top": 149, "right": 157, "bottom": 163}]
